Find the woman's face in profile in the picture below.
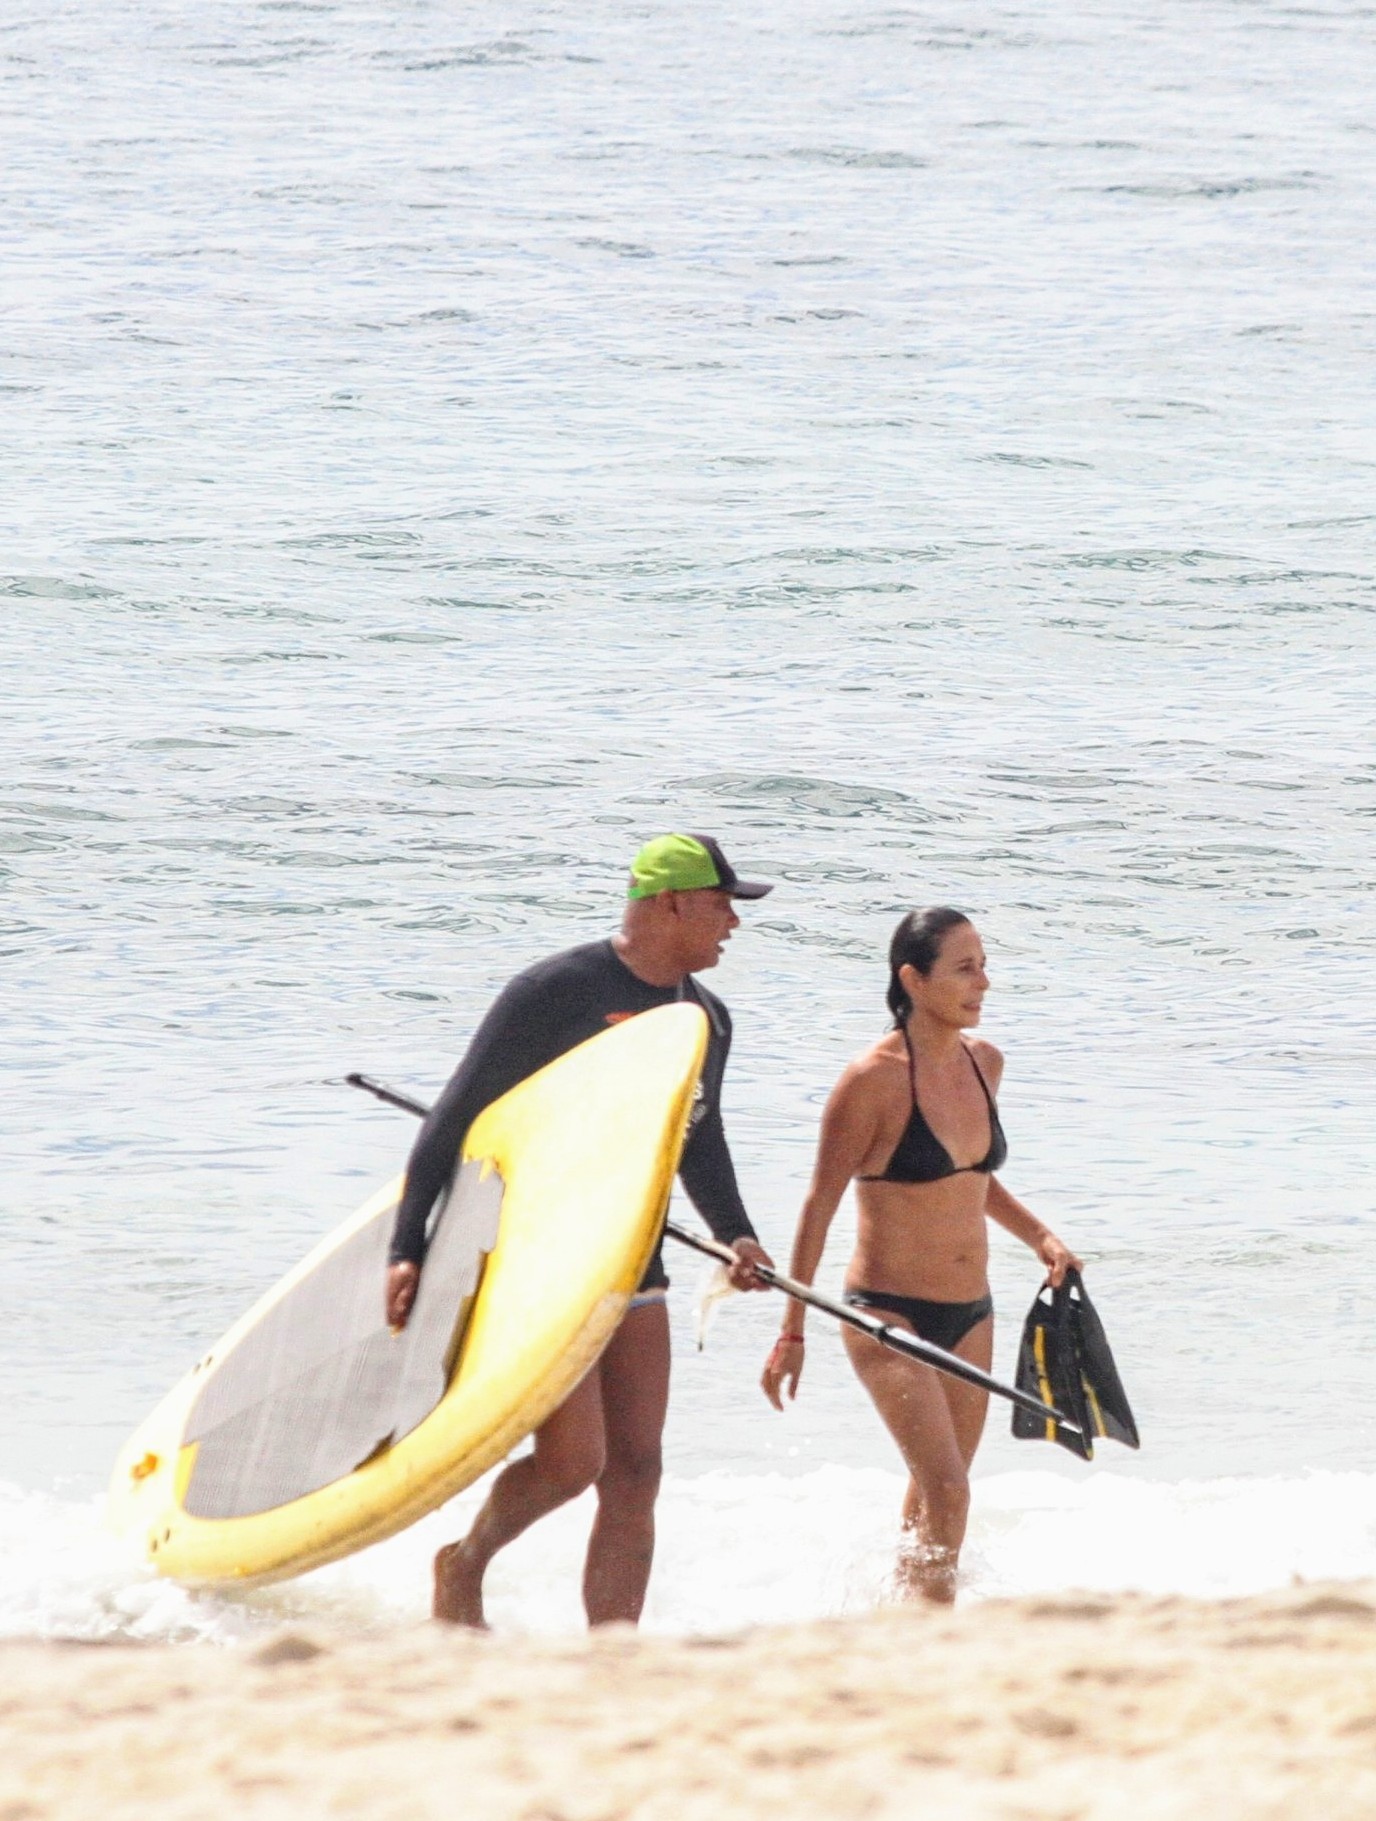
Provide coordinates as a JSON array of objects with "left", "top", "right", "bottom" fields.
[{"left": 904, "top": 921, "right": 990, "bottom": 1029}]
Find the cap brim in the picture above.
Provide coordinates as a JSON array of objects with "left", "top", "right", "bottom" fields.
[{"left": 727, "top": 880, "right": 773, "bottom": 900}]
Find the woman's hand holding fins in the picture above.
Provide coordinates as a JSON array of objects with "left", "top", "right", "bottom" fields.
[
  {"left": 984, "top": 1177, "right": 1082, "bottom": 1287},
  {"left": 1034, "top": 1230, "right": 1083, "bottom": 1289}
]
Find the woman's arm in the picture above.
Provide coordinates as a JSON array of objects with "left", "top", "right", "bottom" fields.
[
  {"left": 984, "top": 1177, "right": 1083, "bottom": 1287},
  {"left": 761, "top": 1067, "right": 879, "bottom": 1409}
]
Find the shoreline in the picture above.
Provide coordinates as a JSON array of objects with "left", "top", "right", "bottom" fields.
[{"left": 6, "top": 1581, "right": 1376, "bottom": 1818}]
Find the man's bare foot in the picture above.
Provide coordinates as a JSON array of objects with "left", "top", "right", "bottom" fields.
[{"left": 433, "top": 1540, "right": 488, "bottom": 1628}]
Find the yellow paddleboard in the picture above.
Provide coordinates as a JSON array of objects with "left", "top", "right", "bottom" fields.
[{"left": 107, "top": 1004, "right": 708, "bottom": 1588}]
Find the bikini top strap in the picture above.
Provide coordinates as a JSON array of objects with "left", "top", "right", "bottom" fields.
[
  {"left": 899, "top": 1022, "right": 918, "bottom": 1106},
  {"left": 964, "top": 1042, "right": 997, "bottom": 1108}
]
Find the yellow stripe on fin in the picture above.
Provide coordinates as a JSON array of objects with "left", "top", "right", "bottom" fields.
[{"left": 1032, "top": 1325, "right": 1056, "bottom": 1443}]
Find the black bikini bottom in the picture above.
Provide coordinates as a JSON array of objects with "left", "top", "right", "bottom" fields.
[{"left": 843, "top": 1288, "right": 993, "bottom": 1353}]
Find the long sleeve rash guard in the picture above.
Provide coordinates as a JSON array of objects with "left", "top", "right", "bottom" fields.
[{"left": 388, "top": 939, "right": 757, "bottom": 1290}]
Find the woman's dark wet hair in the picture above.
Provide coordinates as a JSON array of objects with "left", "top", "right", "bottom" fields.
[{"left": 886, "top": 907, "right": 972, "bottom": 1026}]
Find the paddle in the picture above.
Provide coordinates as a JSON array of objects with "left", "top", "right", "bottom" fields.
[{"left": 344, "top": 1071, "right": 1082, "bottom": 1430}]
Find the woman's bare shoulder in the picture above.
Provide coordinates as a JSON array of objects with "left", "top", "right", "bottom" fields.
[
  {"left": 830, "top": 1036, "right": 905, "bottom": 1101},
  {"left": 967, "top": 1035, "right": 1004, "bottom": 1085}
]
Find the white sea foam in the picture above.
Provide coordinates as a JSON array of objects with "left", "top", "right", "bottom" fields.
[{"left": 7, "top": 1466, "right": 1376, "bottom": 1648}]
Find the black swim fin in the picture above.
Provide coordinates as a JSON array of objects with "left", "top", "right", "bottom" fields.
[{"left": 1011, "top": 1269, "right": 1139, "bottom": 1462}]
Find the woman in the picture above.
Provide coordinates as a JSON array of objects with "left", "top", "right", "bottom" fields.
[{"left": 761, "top": 907, "right": 1081, "bottom": 1603}]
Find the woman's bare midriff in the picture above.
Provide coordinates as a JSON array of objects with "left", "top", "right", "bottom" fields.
[{"left": 847, "top": 1177, "right": 992, "bottom": 1302}]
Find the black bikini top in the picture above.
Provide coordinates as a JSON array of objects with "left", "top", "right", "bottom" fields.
[{"left": 858, "top": 1026, "right": 1008, "bottom": 1185}]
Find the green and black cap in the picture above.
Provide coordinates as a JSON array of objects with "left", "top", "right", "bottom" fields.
[{"left": 627, "top": 833, "right": 774, "bottom": 902}]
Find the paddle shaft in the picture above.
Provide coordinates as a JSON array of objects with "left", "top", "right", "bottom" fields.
[
  {"left": 347, "top": 1073, "right": 431, "bottom": 1120},
  {"left": 344, "top": 1071, "right": 1081, "bottom": 1430}
]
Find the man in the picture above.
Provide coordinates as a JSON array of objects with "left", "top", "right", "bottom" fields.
[{"left": 385, "top": 833, "right": 775, "bottom": 1627}]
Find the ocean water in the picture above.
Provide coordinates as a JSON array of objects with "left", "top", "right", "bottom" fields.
[{"left": 4, "top": 0, "right": 1376, "bottom": 1642}]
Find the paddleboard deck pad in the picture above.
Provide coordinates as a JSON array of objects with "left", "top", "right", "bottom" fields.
[
  {"left": 107, "top": 1003, "right": 708, "bottom": 1587},
  {"left": 181, "top": 1161, "right": 503, "bottom": 1520}
]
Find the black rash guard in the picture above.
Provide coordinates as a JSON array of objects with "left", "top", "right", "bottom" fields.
[{"left": 388, "top": 939, "right": 757, "bottom": 1290}]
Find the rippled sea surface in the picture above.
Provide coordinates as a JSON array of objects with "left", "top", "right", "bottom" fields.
[{"left": 4, "top": 0, "right": 1376, "bottom": 1624}]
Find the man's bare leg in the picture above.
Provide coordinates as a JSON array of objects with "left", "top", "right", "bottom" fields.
[
  {"left": 583, "top": 1297, "right": 671, "bottom": 1626},
  {"left": 433, "top": 1368, "right": 607, "bottom": 1625}
]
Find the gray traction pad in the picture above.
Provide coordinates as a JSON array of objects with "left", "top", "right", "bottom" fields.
[{"left": 181, "top": 1161, "right": 504, "bottom": 1520}]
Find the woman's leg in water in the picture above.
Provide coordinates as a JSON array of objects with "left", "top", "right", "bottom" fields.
[
  {"left": 842, "top": 1314, "right": 991, "bottom": 1604},
  {"left": 896, "top": 1317, "right": 992, "bottom": 1590},
  {"left": 583, "top": 1297, "right": 671, "bottom": 1625},
  {"left": 433, "top": 1365, "right": 607, "bottom": 1626},
  {"left": 940, "top": 1316, "right": 993, "bottom": 1473}
]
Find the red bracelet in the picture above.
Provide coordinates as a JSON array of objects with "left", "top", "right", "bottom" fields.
[{"left": 772, "top": 1334, "right": 804, "bottom": 1349}]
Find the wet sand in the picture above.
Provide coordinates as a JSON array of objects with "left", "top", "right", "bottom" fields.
[{"left": 5, "top": 1583, "right": 1376, "bottom": 1819}]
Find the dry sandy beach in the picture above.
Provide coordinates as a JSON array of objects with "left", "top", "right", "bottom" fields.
[{"left": 6, "top": 1583, "right": 1376, "bottom": 1821}]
